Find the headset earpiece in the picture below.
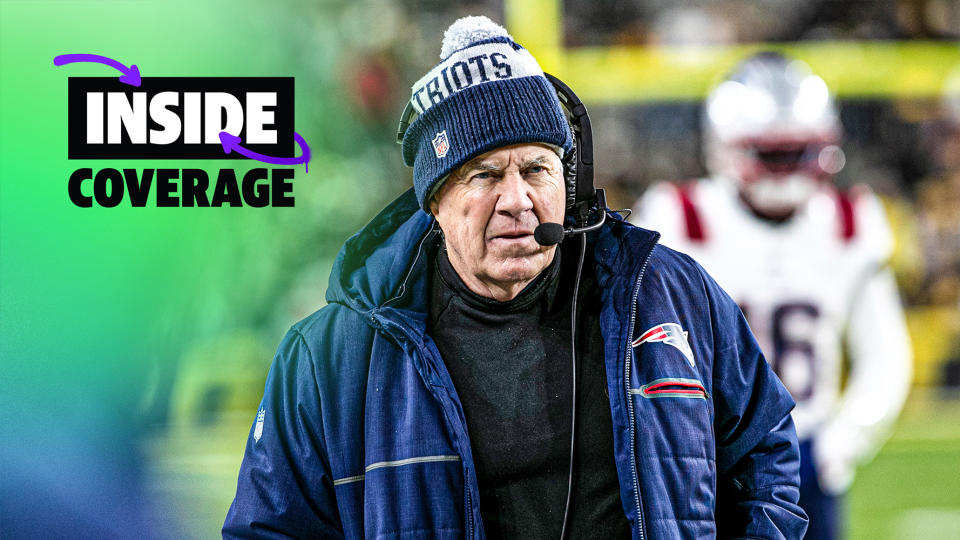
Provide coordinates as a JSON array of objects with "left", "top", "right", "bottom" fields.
[
  {"left": 545, "top": 73, "right": 596, "bottom": 225},
  {"left": 562, "top": 137, "right": 578, "bottom": 210},
  {"left": 396, "top": 102, "right": 418, "bottom": 145}
]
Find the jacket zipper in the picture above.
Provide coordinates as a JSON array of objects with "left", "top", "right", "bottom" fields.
[
  {"left": 625, "top": 250, "right": 653, "bottom": 540},
  {"left": 466, "top": 481, "right": 475, "bottom": 539}
]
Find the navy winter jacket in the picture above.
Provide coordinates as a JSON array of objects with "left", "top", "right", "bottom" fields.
[{"left": 223, "top": 189, "right": 807, "bottom": 539}]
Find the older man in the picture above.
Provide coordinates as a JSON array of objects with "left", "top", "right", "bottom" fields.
[{"left": 224, "top": 16, "right": 807, "bottom": 539}]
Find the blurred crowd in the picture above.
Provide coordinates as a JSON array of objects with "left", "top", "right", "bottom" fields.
[
  {"left": 565, "top": 0, "right": 960, "bottom": 45},
  {"left": 337, "top": 0, "right": 960, "bottom": 311}
]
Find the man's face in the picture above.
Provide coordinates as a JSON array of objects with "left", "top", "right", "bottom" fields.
[{"left": 430, "top": 143, "right": 566, "bottom": 301}]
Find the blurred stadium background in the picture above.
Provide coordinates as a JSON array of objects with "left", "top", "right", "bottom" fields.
[{"left": 2, "top": 0, "right": 958, "bottom": 538}]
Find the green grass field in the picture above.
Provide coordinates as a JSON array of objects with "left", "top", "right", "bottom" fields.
[
  {"left": 147, "top": 390, "right": 960, "bottom": 538},
  {"left": 848, "top": 390, "right": 960, "bottom": 540}
]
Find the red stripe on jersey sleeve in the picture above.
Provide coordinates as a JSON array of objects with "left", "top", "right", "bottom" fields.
[
  {"left": 675, "top": 183, "right": 706, "bottom": 242},
  {"left": 836, "top": 189, "right": 856, "bottom": 242}
]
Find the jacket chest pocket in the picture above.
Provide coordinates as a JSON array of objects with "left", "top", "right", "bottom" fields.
[
  {"left": 630, "top": 375, "right": 717, "bottom": 524},
  {"left": 630, "top": 375, "right": 713, "bottom": 454},
  {"left": 632, "top": 377, "right": 708, "bottom": 400}
]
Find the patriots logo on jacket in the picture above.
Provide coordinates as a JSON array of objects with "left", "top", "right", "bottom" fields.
[{"left": 633, "top": 323, "right": 695, "bottom": 368}]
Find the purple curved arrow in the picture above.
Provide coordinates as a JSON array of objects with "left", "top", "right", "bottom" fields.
[
  {"left": 219, "top": 131, "right": 312, "bottom": 172},
  {"left": 54, "top": 54, "right": 141, "bottom": 86}
]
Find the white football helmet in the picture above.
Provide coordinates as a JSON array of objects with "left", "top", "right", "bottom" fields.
[{"left": 703, "top": 52, "right": 845, "bottom": 219}]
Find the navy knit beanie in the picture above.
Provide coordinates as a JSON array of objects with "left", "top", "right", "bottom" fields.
[{"left": 400, "top": 16, "right": 574, "bottom": 211}]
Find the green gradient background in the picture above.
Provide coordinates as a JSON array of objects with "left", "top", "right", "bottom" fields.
[{"left": 0, "top": 0, "right": 405, "bottom": 535}]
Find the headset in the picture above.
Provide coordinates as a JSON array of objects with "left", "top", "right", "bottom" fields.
[
  {"left": 395, "top": 73, "right": 606, "bottom": 242},
  {"left": 541, "top": 73, "right": 601, "bottom": 540},
  {"left": 542, "top": 73, "right": 606, "bottom": 239},
  {"left": 396, "top": 73, "right": 604, "bottom": 540}
]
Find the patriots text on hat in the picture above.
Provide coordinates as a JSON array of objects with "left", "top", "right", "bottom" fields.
[
  {"left": 409, "top": 23, "right": 544, "bottom": 115},
  {"left": 399, "top": 14, "right": 573, "bottom": 210}
]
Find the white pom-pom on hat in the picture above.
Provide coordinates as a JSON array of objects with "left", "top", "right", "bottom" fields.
[{"left": 439, "top": 16, "right": 512, "bottom": 59}]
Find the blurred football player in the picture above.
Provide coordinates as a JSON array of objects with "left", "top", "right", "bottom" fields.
[{"left": 632, "top": 51, "right": 912, "bottom": 539}]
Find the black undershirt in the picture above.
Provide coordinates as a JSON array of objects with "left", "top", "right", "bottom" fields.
[{"left": 427, "top": 239, "right": 631, "bottom": 539}]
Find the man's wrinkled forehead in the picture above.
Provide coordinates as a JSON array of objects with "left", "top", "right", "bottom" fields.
[{"left": 456, "top": 143, "right": 563, "bottom": 176}]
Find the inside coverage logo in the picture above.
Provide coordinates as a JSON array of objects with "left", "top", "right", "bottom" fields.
[{"left": 57, "top": 54, "right": 310, "bottom": 208}]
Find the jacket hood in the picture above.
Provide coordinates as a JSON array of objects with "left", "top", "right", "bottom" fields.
[{"left": 325, "top": 188, "right": 436, "bottom": 314}]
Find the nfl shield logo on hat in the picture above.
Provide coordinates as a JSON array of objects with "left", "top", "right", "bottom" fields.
[{"left": 432, "top": 130, "right": 450, "bottom": 158}]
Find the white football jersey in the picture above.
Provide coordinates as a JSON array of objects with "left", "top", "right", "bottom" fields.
[{"left": 633, "top": 179, "right": 911, "bottom": 487}]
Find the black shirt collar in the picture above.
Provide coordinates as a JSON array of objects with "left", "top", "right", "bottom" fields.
[{"left": 435, "top": 242, "right": 563, "bottom": 314}]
